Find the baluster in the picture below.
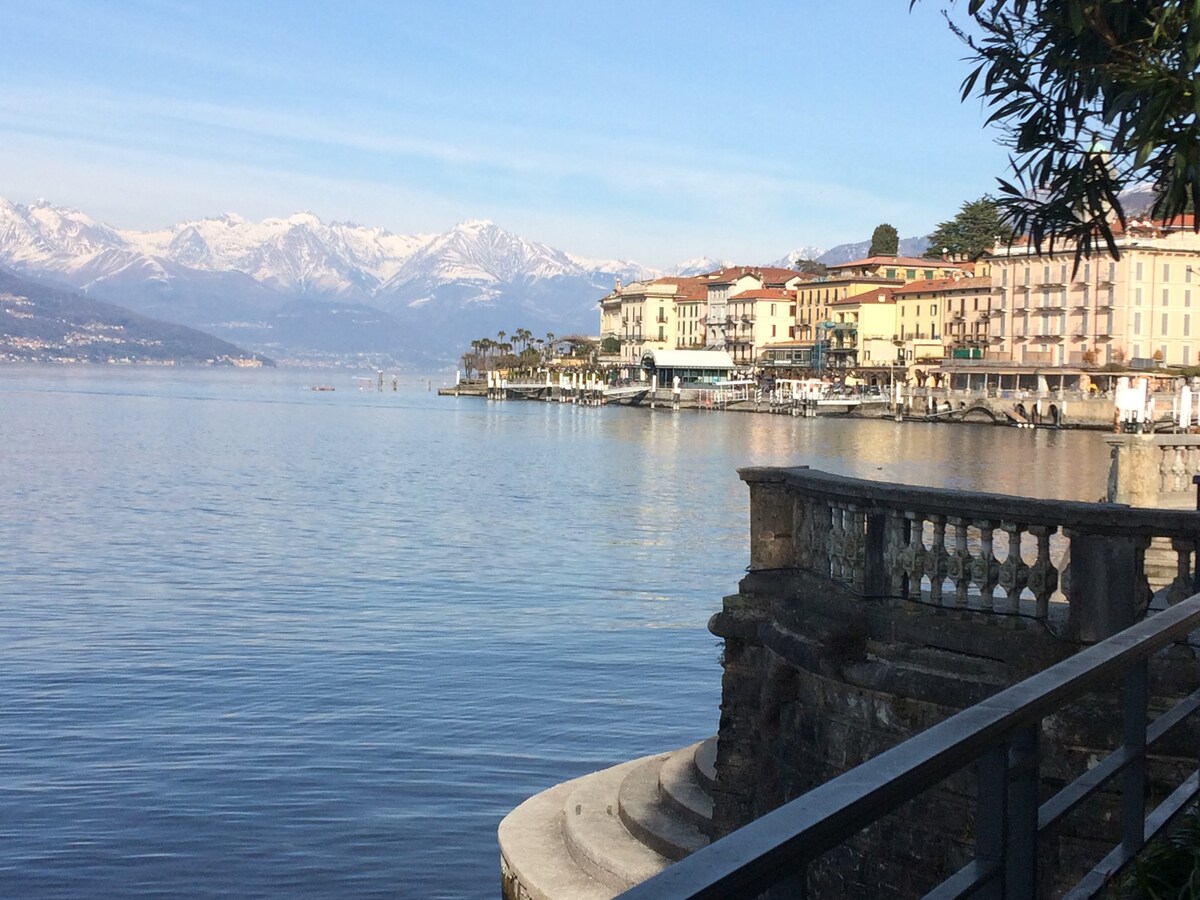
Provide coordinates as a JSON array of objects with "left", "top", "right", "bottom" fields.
[
  {"left": 1159, "top": 446, "right": 1172, "bottom": 492},
  {"left": 1171, "top": 447, "right": 1187, "bottom": 493},
  {"left": 904, "top": 512, "right": 927, "bottom": 602},
  {"left": 927, "top": 515, "right": 949, "bottom": 606},
  {"left": 1026, "top": 525, "right": 1058, "bottom": 619},
  {"left": 971, "top": 520, "right": 1000, "bottom": 612},
  {"left": 946, "top": 517, "right": 970, "bottom": 608},
  {"left": 1169, "top": 538, "right": 1194, "bottom": 605},
  {"left": 881, "top": 509, "right": 908, "bottom": 598},
  {"left": 997, "top": 521, "right": 1028, "bottom": 614}
]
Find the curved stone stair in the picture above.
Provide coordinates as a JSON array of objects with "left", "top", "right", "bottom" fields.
[{"left": 500, "top": 737, "right": 717, "bottom": 900}]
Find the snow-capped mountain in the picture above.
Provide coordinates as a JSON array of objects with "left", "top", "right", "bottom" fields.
[
  {"left": 670, "top": 257, "right": 734, "bottom": 277},
  {"left": 0, "top": 198, "right": 651, "bottom": 362},
  {"left": 124, "top": 212, "right": 432, "bottom": 295},
  {"left": 772, "top": 246, "right": 826, "bottom": 268}
]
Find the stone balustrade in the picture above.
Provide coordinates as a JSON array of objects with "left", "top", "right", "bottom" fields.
[
  {"left": 1106, "top": 433, "right": 1200, "bottom": 507},
  {"left": 741, "top": 466, "right": 1200, "bottom": 642}
]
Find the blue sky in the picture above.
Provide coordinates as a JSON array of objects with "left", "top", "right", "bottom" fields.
[{"left": 1, "top": 1, "right": 1012, "bottom": 268}]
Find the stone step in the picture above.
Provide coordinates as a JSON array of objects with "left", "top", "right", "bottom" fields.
[
  {"left": 693, "top": 736, "right": 718, "bottom": 792},
  {"left": 657, "top": 740, "right": 715, "bottom": 831},
  {"left": 560, "top": 755, "right": 673, "bottom": 892},
  {"left": 499, "top": 775, "right": 617, "bottom": 900},
  {"left": 617, "top": 754, "right": 710, "bottom": 861}
]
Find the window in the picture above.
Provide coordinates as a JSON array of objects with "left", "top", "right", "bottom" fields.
[
  {"left": 1135, "top": 288, "right": 1143, "bottom": 306},
  {"left": 770, "top": 303, "right": 776, "bottom": 315},
  {"left": 1165, "top": 264, "right": 1171, "bottom": 281},
  {"left": 1059, "top": 264, "right": 1067, "bottom": 282},
  {"left": 1185, "top": 315, "right": 1191, "bottom": 337},
  {"left": 924, "top": 270, "right": 934, "bottom": 280},
  {"left": 916, "top": 305, "right": 922, "bottom": 316},
  {"left": 771, "top": 325, "right": 777, "bottom": 337},
  {"left": 906, "top": 269, "right": 915, "bottom": 279},
  {"left": 1163, "top": 289, "right": 1170, "bottom": 307},
  {"left": 973, "top": 298, "right": 979, "bottom": 311},
  {"left": 931, "top": 304, "right": 937, "bottom": 315},
  {"left": 1162, "top": 313, "right": 1169, "bottom": 335},
  {"left": 1023, "top": 266, "right": 1031, "bottom": 285},
  {"left": 1002, "top": 268, "right": 1009, "bottom": 286},
  {"left": 1083, "top": 263, "right": 1091, "bottom": 282},
  {"left": 1136, "top": 262, "right": 1144, "bottom": 280},
  {"left": 886, "top": 268, "right": 896, "bottom": 279},
  {"left": 1134, "top": 312, "right": 1142, "bottom": 333},
  {"left": 1188, "top": 290, "right": 1193, "bottom": 308}
]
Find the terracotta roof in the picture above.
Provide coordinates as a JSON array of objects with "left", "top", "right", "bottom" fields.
[
  {"left": 832, "top": 287, "right": 895, "bottom": 306},
  {"left": 827, "top": 255, "right": 966, "bottom": 270},
  {"left": 893, "top": 277, "right": 958, "bottom": 294},
  {"left": 729, "top": 288, "right": 793, "bottom": 301},
  {"left": 703, "top": 265, "right": 802, "bottom": 285}
]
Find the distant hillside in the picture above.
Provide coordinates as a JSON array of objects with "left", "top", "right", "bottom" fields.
[
  {"left": 0, "top": 268, "right": 272, "bottom": 365},
  {"left": 816, "top": 235, "right": 932, "bottom": 265}
]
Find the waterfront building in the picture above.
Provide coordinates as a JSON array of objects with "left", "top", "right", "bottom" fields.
[
  {"left": 725, "top": 288, "right": 797, "bottom": 366},
  {"left": 794, "top": 255, "right": 968, "bottom": 371},
  {"left": 598, "top": 267, "right": 805, "bottom": 371},
  {"left": 889, "top": 270, "right": 991, "bottom": 364},
  {"left": 701, "top": 267, "right": 805, "bottom": 350},
  {"left": 821, "top": 286, "right": 898, "bottom": 371},
  {"left": 986, "top": 216, "right": 1200, "bottom": 367},
  {"left": 639, "top": 348, "right": 736, "bottom": 385},
  {"left": 599, "top": 276, "right": 707, "bottom": 369}
]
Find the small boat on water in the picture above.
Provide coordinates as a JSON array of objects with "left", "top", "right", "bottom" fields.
[{"left": 309, "top": 385, "right": 335, "bottom": 392}]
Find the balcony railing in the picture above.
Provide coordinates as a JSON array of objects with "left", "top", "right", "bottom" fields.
[{"left": 736, "top": 467, "right": 1200, "bottom": 635}]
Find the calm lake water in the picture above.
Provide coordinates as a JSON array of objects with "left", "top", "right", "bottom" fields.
[{"left": 0, "top": 366, "right": 1112, "bottom": 898}]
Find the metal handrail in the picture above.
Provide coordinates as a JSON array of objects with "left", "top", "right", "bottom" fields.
[{"left": 619, "top": 594, "right": 1200, "bottom": 899}]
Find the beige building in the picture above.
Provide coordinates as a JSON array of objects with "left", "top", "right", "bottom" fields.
[
  {"left": 598, "top": 276, "right": 706, "bottom": 368},
  {"left": 891, "top": 270, "right": 992, "bottom": 363},
  {"left": 726, "top": 288, "right": 797, "bottom": 366},
  {"left": 702, "top": 267, "right": 805, "bottom": 349},
  {"left": 986, "top": 217, "right": 1200, "bottom": 366}
]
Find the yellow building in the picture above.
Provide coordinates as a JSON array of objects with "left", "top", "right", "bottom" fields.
[
  {"left": 795, "top": 256, "right": 967, "bottom": 361},
  {"left": 822, "top": 286, "right": 898, "bottom": 370},
  {"left": 986, "top": 217, "right": 1200, "bottom": 366}
]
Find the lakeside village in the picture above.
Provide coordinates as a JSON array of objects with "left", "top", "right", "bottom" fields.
[{"left": 451, "top": 215, "right": 1200, "bottom": 432}]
